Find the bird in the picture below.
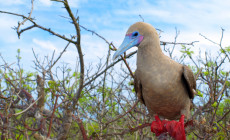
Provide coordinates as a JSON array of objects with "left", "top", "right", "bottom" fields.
[{"left": 113, "top": 22, "right": 196, "bottom": 140}]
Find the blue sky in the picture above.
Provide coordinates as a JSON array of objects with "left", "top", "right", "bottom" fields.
[{"left": 0, "top": 0, "right": 230, "bottom": 71}]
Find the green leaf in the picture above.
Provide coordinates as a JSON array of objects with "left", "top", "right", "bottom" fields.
[
  {"left": 132, "top": 88, "right": 135, "bottom": 93},
  {"left": 17, "top": 49, "right": 20, "bottom": 53},
  {"left": 27, "top": 72, "right": 34, "bottom": 77},
  {"left": 128, "top": 80, "right": 134, "bottom": 86},
  {"left": 225, "top": 81, "right": 230, "bottom": 87},
  {"left": 181, "top": 44, "right": 185, "bottom": 49},
  {"left": 71, "top": 93, "right": 74, "bottom": 98},
  {"left": 180, "top": 45, "right": 194, "bottom": 57},
  {"left": 220, "top": 70, "right": 227, "bottom": 76},
  {"left": 207, "top": 62, "right": 211, "bottom": 67},
  {"left": 220, "top": 48, "right": 225, "bottom": 53},
  {"left": 225, "top": 46, "right": 230, "bottom": 52},
  {"left": 196, "top": 90, "right": 203, "bottom": 97},
  {"left": 48, "top": 80, "right": 56, "bottom": 90},
  {"left": 212, "top": 102, "right": 217, "bottom": 107},
  {"left": 206, "top": 61, "right": 216, "bottom": 67},
  {"left": 204, "top": 71, "right": 209, "bottom": 76},
  {"left": 109, "top": 45, "right": 115, "bottom": 51},
  {"left": 224, "top": 98, "right": 230, "bottom": 104}
]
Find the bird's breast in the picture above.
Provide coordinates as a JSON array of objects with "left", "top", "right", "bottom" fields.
[{"left": 136, "top": 65, "right": 189, "bottom": 120}]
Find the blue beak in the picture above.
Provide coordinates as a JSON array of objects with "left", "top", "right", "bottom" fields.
[{"left": 113, "top": 35, "right": 143, "bottom": 60}]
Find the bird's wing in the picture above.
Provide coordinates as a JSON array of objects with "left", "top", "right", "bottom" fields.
[
  {"left": 134, "top": 71, "right": 145, "bottom": 105},
  {"left": 182, "top": 65, "right": 196, "bottom": 99}
]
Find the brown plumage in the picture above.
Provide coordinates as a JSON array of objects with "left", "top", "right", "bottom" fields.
[{"left": 115, "top": 22, "right": 196, "bottom": 120}]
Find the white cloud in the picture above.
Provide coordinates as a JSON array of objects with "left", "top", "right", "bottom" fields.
[
  {"left": 0, "top": 15, "right": 19, "bottom": 43},
  {"left": 1, "top": 0, "right": 230, "bottom": 73},
  {"left": 33, "top": 39, "right": 58, "bottom": 51},
  {"left": 68, "top": 0, "right": 88, "bottom": 8},
  {"left": 114, "top": 0, "right": 230, "bottom": 33},
  {"left": 68, "top": 0, "right": 79, "bottom": 8},
  {"left": 38, "top": 0, "right": 52, "bottom": 6},
  {"left": 36, "top": 0, "right": 88, "bottom": 8},
  {"left": 0, "top": 0, "right": 24, "bottom": 5},
  {"left": 113, "top": 0, "right": 230, "bottom": 62},
  {"left": 81, "top": 34, "right": 108, "bottom": 60}
]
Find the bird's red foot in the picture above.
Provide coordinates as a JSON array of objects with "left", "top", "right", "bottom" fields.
[
  {"left": 151, "top": 115, "right": 167, "bottom": 136},
  {"left": 151, "top": 115, "right": 186, "bottom": 140},
  {"left": 165, "top": 115, "right": 186, "bottom": 140}
]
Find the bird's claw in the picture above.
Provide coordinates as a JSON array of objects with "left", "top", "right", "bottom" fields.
[
  {"left": 151, "top": 116, "right": 167, "bottom": 136},
  {"left": 151, "top": 115, "right": 186, "bottom": 140}
]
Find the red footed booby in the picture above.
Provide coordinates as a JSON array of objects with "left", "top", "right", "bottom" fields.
[{"left": 113, "top": 22, "right": 196, "bottom": 140}]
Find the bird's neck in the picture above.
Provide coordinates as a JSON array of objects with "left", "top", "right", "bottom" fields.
[{"left": 137, "top": 39, "right": 164, "bottom": 68}]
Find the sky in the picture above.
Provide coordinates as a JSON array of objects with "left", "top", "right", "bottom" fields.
[{"left": 0, "top": 0, "right": 230, "bottom": 71}]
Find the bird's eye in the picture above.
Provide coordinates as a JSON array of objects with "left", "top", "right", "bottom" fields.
[{"left": 132, "top": 31, "right": 139, "bottom": 37}]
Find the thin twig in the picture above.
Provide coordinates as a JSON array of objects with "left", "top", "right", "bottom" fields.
[
  {"left": 13, "top": 96, "right": 42, "bottom": 116},
  {"left": 105, "top": 100, "right": 139, "bottom": 126},
  {"left": 47, "top": 95, "right": 59, "bottom": 138},
  {"left": 195, "top": 67, "right": 203, "bottom": 80},
  {"left": 200, "top": 32, "right": 230, "bottom": 61},
  {"left": 210, "top": 72, "right": 229, "bottom": 126},
  {"left": 217, "top": 109, "right": 230, "bottom": 123},
  {"left": 100, "top": 123, "right": 151, "bottom": 138},
  {"left": 139, "top": 15, "right": 144, "bottom": 22},
  {"left": 79, "top": 25, "right": 135, "bottom": 78},
  {"left": 17, "top": 0, "right": 34, "bottom": 38},
  {"left": 0, "top": 10, "right": 76, "bottom": 44},
  {"left": 49, "top": 42, "right": 70, "bottom": 71},
  {"left": 83, "top": 51, "right": 137, "bottom": 87}
]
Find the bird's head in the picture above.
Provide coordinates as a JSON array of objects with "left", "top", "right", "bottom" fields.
[{"left": 113, "top": 22, "right": 158, "bottom": 60}]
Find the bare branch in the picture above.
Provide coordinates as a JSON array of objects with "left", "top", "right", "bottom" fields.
[{"left": 13, "top": 96, "right": 42, "bottom": 116}]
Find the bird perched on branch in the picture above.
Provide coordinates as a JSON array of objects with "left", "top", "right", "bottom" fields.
[{"left": 113, "top": 22, "right": 196, "bottom": 140}]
